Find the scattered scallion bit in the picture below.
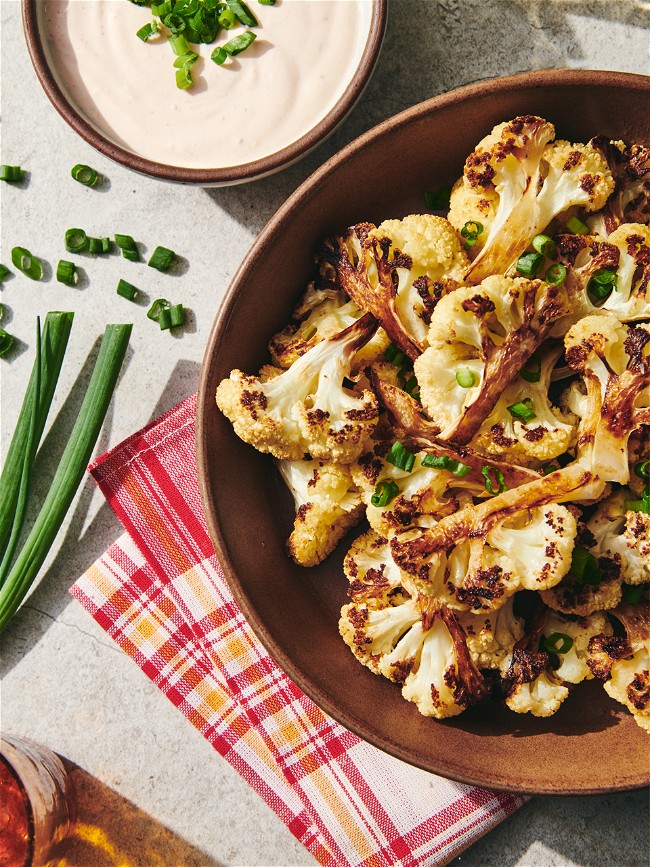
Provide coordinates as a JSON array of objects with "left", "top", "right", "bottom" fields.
[
  {"left": 570, "top": 547, "right": 601, "bottom": 585},
  {"left": 455, "top": 367, "right": 475, "bottom": 388},
  {"left": 65, "top": 227, "right": 89, "bottom": 253},
  {"left": 421, "top": 454, "right": 472, "bottom": 478},
  {"left": 531, "top": 233, "right": 556, "bottom": 258},
  {"left": 169, "top": 303, "right": 185, "bottom": 328},
  {"left": 218, "top": 7, "right": 237, "bottom": 28},
  {"left": 543, "top": 632, "right": 574, "bottom": 654},
  {"left": 163, "top": 11, "right": 186, "bottom": 32},
  {"left": 147, "top": 298, "right": 171, "bottom": 321},
  {"left": 148, "top": 245, "right": 176, "bottom": 271},
  {"left": 137, "top": 20, "right": 159, "bottom": 40},
  {"left": 507, "top": 397, "right": 536, "bottom": 423},
  {"left": 370, "top": 479, "right": 399, "bottom": 508},
  {"left": 565, "top": 215, "right": 589, "bottom": 235},
  {"left": 211, "top": 46, "right": 228, "bottom": 64},
  {"left": 482, "top": 465, "right": 507, "bottom": 494},
  {"left": 56, "top": 260, "right": 77, "bottom": 286},
  {"left": 545, "top": 263, "right": 567, "bottom": 285},
  {"left": 11, "top": 247, "right": 42, "bottom": 280},
  {"left": 634, "top": 459, "right": 650, "bottom": 479},
  {"left": 226, "top": 0, "right": 258, "bottom": 26},
  {"left": 88, "top": 236, "right": 112, "bottom": 255},
  {"left": 158, "top": 308, "right": 173, "bottom": 330},
  {"left": 176, "top": 67, "right": 193, "bottom": 89},
  {"left": 71, "top": 163, "right": 99, "bottom": 186},
  {"left": 386, "top": 441, "right": 415, "bottom": 473},
  {"left": 516, "top": 251, "right": 544, "bottom": 278},
  {"left": 0, "top": 265, "right": 11, "bottom": 282},
  {"left": 0, "top": 322, "right": 132, "bottom": 634},
  {"left": 152, "top": 0, "right": 173, "bottom": 15},
  {"left": 114, "top": 234, "right": 140, "bottom": 261},
  {"left": 258, "top": 0, "right": 276, "bottom": 4},
  {"left": 587, "top": 268, "right": 617, "bottom": 302},
  {"left": 519, "top": 351, "right": 541, "bottom": 383},
  {"left": 117, "top": 279, "right": 139, "bottom": 301},
  {"left": 621, "top": 585, "right": 644, "bottom": 605},
  {"left": 174, "top": 51, "right": 198, "bottom": 68},
  {"left": 169, "top": 32, "right": 191, "bottom": 55},
  {"left": 0, "top": 329, "right": 14, "bottom": 357},
  {"left": 384, "top": 343, "right": 406, "bottom": 367},
  {"left": 0, "top": 165, "right": 24, "bottom": 182},
  {"left": 460, "top": 220, "right": 483, "bottom": 248},
  {"left": 212, "top": 30, "right": 257, "bottom": 63}
]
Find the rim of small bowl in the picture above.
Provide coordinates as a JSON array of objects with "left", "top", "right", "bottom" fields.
[
  {"left": 22, "top": 0, "right": 388, "bottom": 186},
  {"left": 198, "top": 67, "right": 650, "bottom": 794}
]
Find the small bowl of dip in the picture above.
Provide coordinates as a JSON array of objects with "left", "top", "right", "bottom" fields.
[{"left": 23, "top": 0, "right": 387, "bottom": 185}]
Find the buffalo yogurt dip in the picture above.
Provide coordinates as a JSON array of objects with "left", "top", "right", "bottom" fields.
[{"left": 42, "top": 0, "right": 374, "bottom": 169}]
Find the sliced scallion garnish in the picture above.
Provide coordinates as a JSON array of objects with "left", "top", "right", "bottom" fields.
[
  {"left": 117, "top": 279, "right": 138, "bottom": 301},
  {"left": 114, "top": 234, "right": 140, "bottom": 261},
  {"left": 621, "top": 585, "right": 644, "bottom": 605},
  {"left": 175, "top": 67, "right": 193, "bottom": 89},
  {"left": 136, "top": 20, "right": 159, "bottom": 41},
  {"left": 460, "top": 220, "right": 483, "bottom": 248},
  {"left": 11, "top": 247, "right": 42, "bottom": 280},
  {"left": 566, "top": 215, "right": 589, "bottom": 235},
  {"left": 0, "top": 265, "right": 12, "bottom": 282},
  {"left": 386, "top": 442, "right": 415, "bottom": 473},
  {"left": 532, "top": 234, "right": 556, "bottom": 258},
  {"left": 0, "top": 329, "right": 14, "bottom": 357},
  {"left": 169, "top": 303, "right": 185, "bottom": 328},
  {"left": 65, "top": 228, "right": 88, "bottom": 253},
  {"left": 0, "top": 165, "right": 24, "bottom": 182},
  {"left": 218, "top": 7, "right": 237, "bottom": 28},
  {"left": 421, "top": 454, "right": 472, "bottom": 478},
  {"left": 507, "top": 397, "right": 536, "bottom": 423},
  {"left": 570, "top": 547, "right": 601, "bottom": 585},
  {"left": 455, "top": 367, "right": 475, "bottom": 388},
  {"left": 519, "top": 351, "right": 541, "bottom": 383},
  {"left": 148, "top": 246, "right": 176, "bottom": 271},
  {"left": 213, "top": 29, "right": 257, "bottom": 62},
  {"left": 588, "top": 268, "right": 617, "bottom": 302},
  {"left": 370, "top": 479, "right": 400, "bottom": 508},
  {"left": 482, "top": 465, "right": 507, "bottom": 494},
  {"left": 71, "top": 163, "right": 99, "bottom": 186},
  {"left": 147, "top": 298, "right": 171, "bottom": 321},
  {"left": 543, "top": 632, "right": 574, "bottom": 654},
  {"left": 545, "top": 263, "right": 567, "bottom": 285},
  {"left": 226, "top": 0, "right": 258, "bottom": 26},
  {"left": 56, "top": 260, "right": 77, "bottom": 286},
  {"left": 516, "top": 251, "right": 543, "bottom": 278},
  {"left": 169, "top": 32, "right": 191, "bottom": 55}
]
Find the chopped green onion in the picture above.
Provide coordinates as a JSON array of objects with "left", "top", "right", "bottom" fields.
[
  {"left": 258, "top": 0, "right": 276, "bottom": 4},
  {"left": 11, "top": 247, "right": 42, "bottom": 280},
  {"left": 460, "top": 220, "right": 483, "bottom": 248},
  {"left": 217, "top": 30, "right": 257, "bottom": 59},
  {"left": 507, "top": 397, "right": 536, "bottom": 423},
  {"left": 455, "top": 367, "right": 476, "bottom": 389},
  {"left": 519, "top": 351, "right": 541, "bottom": 383},
  {"left": 0, "top": 265, "right": 12, "bottom": 282},
  {"left": 384, "top": 343, "right": 406, "bottom": 367},
  {"left": 152, "top": 0, "right": 172, "bottom": 14},
  {"left": 158, "top": 308, "right": 173, "bottom": 330},
  {"left": 147, "top": 298, "right": 171, "bottom": 321},
  {"left": 421, "top": 454, "right": 472, "bottom": 478},
  {"left": 370, "top": 479, "right": 400, "bottom": 508},
  {"left": 386, "top": 441, "right": 415, "bottom": 473},
  {"left": 625, "top": 493, "right": 650, "bottom": 514},
  {"left": 570, "top": 547, "right": 601, "bottom": 585},
  {"left": 543, "top": 632, "right": 574, "bottom": 654},
  {"left": 173, "top": 51, "right": 198, "bottom": 68},
  {"left": 403, "top": 375, "right": 420, "bottom": 400},
  {"left": 169, "top": 32, "right": 191, "bottom": 55},
  {"left": 176, "top": 67, "right": 193, "bottom": 89},
  {"left": 634, "top": 460, "right": 650, "bottom": 479},
  {"left": 226, "top": 0, "right": 258, "bottom": 26},
  {"left": 0, "top": 165, "right": 24, "bottom": 182},
  {"left": 0, "top": 323, "right": 132, "bottom": 633},
  {"left": 65, "top": 227, "right": 88, "bottom": 253},
  {"left": 588, "top": 268, "right": 618, "bottom": 301},
  {"left": 56, "top": 260, "right": 77, "bottom": 286},
  {"left": 0, "top": 329, "right": 14, "bottom": 357},
  {"left": 71, "top": 163, "right": 99, "bottom": 186},
  {"left": 163, "top": 12, "right": 186, "bottom": 32},
  {"left": 532, "top": 234, "right": 556, "bottom": 258},
  {"left": 542, "top": 462, "right": 560, "bottom": 475},
  {"left": 621, "top": 585, "right": 644, "bottom": 605},
  {"left": 211, "top": 46, "right": 228, "bottom": 64},
  {"left": 482, "top": 465, "right": 506, "bottom": 494},
  {"left": 545, "top": 263, "right": 567, "bottom": 285},
  {"left": 117, "top": 279, "right": 138, "bottom": 301},
  {"left": 114, "top": 234, "right": 140, "bottom": 261},
  {"left": 88, "top": 237, "right": 112, "bottom": 255},
  {"left": 169, "top": 303, "right": 185, "bottom": 328},
  {"left": 516, "top": 251, "right": 544, "bottom": 278},
  {"left": 565, "top": 215, "right": 589, "bottom": 235},
  {"left": 136, "top": 20, "right": 159, "bottom": 40},
  {"left": 218, "top": 8, "right": 237, "bottom": 27},
  {"left": 424, "top": 186, "right": 451, "bottom": 211},
  {"left": 148, "top": 246, "right": 175, "bottom": 271}
]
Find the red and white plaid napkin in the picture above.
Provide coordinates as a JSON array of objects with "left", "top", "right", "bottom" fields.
[{"left": 71, "top": 394, "right": 527, "bottom": 867}]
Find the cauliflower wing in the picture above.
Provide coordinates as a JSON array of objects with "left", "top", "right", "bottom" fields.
[
  {"left": 414, "top": 276, "right": 571, "bottom": 444},
  {"left": 277, "top": 459, "right": 364, "bottom": 567},
  {"left": 216, "top": 314, "right": 380, "bottom": 462}
]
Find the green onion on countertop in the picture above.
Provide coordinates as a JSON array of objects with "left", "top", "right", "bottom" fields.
[
  {"left": 148, "top": 245, "right": 176, "bottom": 271},
  {"left": 0, "top": 329, "right": 14, "bottom": 357},
  {"left": 56, "top": 260, "right": 77, "bottom": 286},
  {"left": 114, "top": 234, "right": 140, "bottom": 261},
  {"left": 0, "top": 165, "right": 25, "bottom": 182},
  {"left": 11, "top": 247, "right": 42, "bottom": 280},
  {"left": 65, "top": 228, "right": 89, "bottom": 253},
  {"left": 117, "top": 279, "right": 139, "bottom": 301},
  {"left": 71, "top": 163, "right": 99, "bottom": 186},
  {"left": 0, "top": 317, "right": 132, "bottom": 633},
  {"left": 0, "top": 265, "right": 12, "bottom": 282}
]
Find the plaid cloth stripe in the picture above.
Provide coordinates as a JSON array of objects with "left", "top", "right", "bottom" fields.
[{"left": 71, "top": 395, "right": 526, "bottom": 866}]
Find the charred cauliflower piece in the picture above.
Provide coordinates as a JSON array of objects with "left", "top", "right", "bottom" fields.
[
  {"left": 587, "top": 490, "right": 650, "bottom": 586},
  {"left": 339, "top": 592, "right": 487, "bottom": 719},
  {"left": 448, "top": 116, "right": 614, "bottom": 283},
  {"left": 216, "top": 314, "right": 379, "bottom": 463},
  {"left": 456, "top": 597, "right": 525, "bottom": 670},
  {"left": 588, "top": 602, "right": 650, "bottom": 732},
  {"left": 588, "top": 137, "right": 650, "bottom": 235},
  {"left": 414, "top": 276, "right": 571, "bottom": 445},
  {"left": 277, "top": 459, "right": 363, "bottom": 567}
]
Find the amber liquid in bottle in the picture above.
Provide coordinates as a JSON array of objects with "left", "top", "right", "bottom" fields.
[{"left": 0, "top": 756, "right": 31, "bottom": 867}]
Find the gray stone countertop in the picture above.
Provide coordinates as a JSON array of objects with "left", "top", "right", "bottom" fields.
[{"left": 1, "top": 1, "right": 649, "bottom": 865}]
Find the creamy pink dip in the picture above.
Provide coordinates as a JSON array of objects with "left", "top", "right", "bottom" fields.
[{"left": 43, "top": 0, "right": 373, "bottom": 169}]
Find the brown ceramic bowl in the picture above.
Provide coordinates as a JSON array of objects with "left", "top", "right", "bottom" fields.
[
  {"left": 22, "top": 0, "right": 386, "bottom": 185},
  {"left": 197, "top": 69, "right": 650, "bottom": 794}
]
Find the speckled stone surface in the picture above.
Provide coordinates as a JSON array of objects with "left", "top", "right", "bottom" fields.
[{"left": 1, "top": 1, "right": 649, "bottom": 865}]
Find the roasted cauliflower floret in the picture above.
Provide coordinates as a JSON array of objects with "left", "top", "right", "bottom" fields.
[
  {"left": 456, "top": 597, "right": 525, "bottom": 670},
  {"left": 588, "top": 602, "right": 650, "bottom": 732},
  {"left": 277, "top": 459, "right": 363, "bottom": 567},
  {"left": 543, "top": 610, "right": 613, "bottom": 685},
  {"left": 470, "top": 344, "right": 576, "bottom": 464},
  {"left": 268, "top": 283, "right": 390, "bottom": 369},
  {"left": 588, "top": 137, "right": 650, "bottom": 235},
  {"left": 216, "top": 314, "right": 380, "bottom": 463},
  {"left": 339, "top": 593, "right": 487, "bottom": 718},
  {"left": 414, "top": 276, "right": 571, "bottom": 444},
  {"left": 563, "top": 315, "right": 650, "bottom": 484},
  {"left": 448, "top": 116, "right": 614, "bottom": 283},
  {"left": 391, "top": 498, "right": 577, "bottom": 613},
  {"left": 586, "top": 489, "right": 650, "bottom": 586},
  {"left": 343, "top": 528, "right": 412, "bottom": 606}
]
